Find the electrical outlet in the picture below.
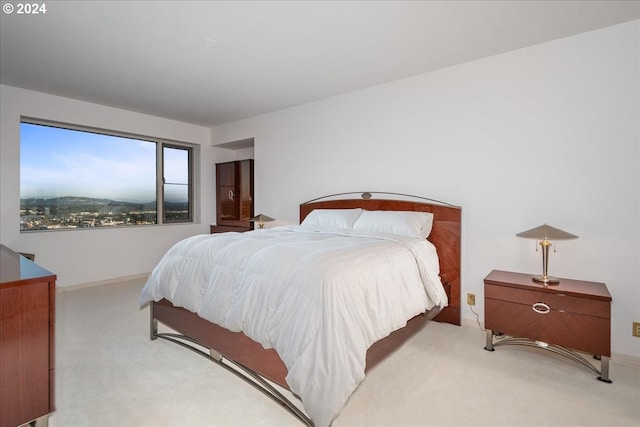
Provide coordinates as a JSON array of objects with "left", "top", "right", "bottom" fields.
[
  {"left": 633, "top": 322, "right": 640, "bottom": 338},
  {"left": 467, "top": 293, "right": 476, "bottom": 306}
]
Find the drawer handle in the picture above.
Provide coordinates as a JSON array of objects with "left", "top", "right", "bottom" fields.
[{"left": 532, "top": 302, "right": 550, "bottom": 314}]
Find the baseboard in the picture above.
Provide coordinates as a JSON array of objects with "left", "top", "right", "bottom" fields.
[
  {"left": 460, "top": 315, "right": 484, "bottom": 331},
  {"left": 611, "top": 352, "right": 640, "bottom": 368},
  {"left": 56, "top": 273, "right": 150, "bottom": 293}
]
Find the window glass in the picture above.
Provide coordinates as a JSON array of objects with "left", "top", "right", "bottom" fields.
[
  {"left": 20, "top": 121, "right": 194, "bottom": 231},
  {"left": 163, "top": 145, "right": 191, "bottom": 222}
]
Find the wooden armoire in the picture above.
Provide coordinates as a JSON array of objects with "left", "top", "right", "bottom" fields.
[{"left": 212, "top": 159, "right": 254, "bottom": 233}]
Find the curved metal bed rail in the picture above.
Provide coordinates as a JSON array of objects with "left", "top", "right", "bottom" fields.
[
  {"left": 301, "top": 191, "right": 460, "bottom": 207},
  {"left": 149, "top": 302, "right": 313, "bottom": 425},
  {"left": 153, "top": 330, "right": 314, "bottom": 426}
]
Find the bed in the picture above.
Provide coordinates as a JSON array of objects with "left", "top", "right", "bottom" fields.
[{"left": 139, "top": 192, "right": 461, "bottom": 426}]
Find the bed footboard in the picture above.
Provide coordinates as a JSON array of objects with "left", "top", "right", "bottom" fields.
[{"left": 149, "top": 298, "right": 440, "bottom": 426}]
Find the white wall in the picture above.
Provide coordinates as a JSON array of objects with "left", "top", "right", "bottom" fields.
[
  {"left": 212, "top": 21, "right": 640, "bottom": 358},
  {"left": 0, "top": 85, "right": 217, "bottom": 287}
]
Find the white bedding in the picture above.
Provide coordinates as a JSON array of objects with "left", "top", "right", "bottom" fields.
[{"left": 139, "top": 226, "right": 447, "bottom": 427}]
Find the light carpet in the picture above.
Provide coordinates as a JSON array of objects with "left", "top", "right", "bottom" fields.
[{"left": 50, "top": 277, "right": 639, "bottom": 427}]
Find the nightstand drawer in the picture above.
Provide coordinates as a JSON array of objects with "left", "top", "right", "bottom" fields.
[
  {"left": 485, "top": 283, "right": 610, "bottom": 319},
  {"left": 485, "top": 298, "right": 610, "bottom": 356}
]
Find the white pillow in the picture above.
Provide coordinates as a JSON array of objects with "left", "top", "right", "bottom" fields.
[
  {"left": 300, "top": 208, "right": 363, "bottom": 230},
  {"left": 353, "top": 210, "right": 434, "bottom": 239}
]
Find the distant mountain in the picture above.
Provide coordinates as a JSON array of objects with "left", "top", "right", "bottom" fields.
[
  {"left": 22, "top": 196, "right": 149, "bottom": 207},
  {"left": 21, "top": 196, "right": 187, "bottom": 213},
  {"left": 20, "top": 196, "right": 159, "bottom": 215}
]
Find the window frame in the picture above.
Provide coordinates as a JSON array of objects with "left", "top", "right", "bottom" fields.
[
  {"left": 20, "top": 117, "right": 197, "bottom": 231},
  {"left": 161, "top": 143, "right": 194, "bottom": 224}
]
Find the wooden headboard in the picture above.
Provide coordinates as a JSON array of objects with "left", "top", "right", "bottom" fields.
[{"left": 300, "top": 196, "right": 461, "bottom": 325}]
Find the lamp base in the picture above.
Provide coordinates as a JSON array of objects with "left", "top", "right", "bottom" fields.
[{"left": 532, "top": 275, "right": 560, "bottom": 285}]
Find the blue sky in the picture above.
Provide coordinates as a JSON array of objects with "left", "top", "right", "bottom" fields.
[{"left": 21, "top": 123, "right": 158, "bottom": 202}]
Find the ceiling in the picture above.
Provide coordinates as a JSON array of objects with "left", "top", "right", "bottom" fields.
[{"left": 1, "top": 1, "right": 638, "bottom": 127}]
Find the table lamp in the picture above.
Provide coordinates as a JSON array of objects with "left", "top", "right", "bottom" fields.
[
  {"left": 516, "top": 223, "right": 578, "bottom": 285},
  {"left": 250, "top": 213, "right": 274, "bottom": 229}
]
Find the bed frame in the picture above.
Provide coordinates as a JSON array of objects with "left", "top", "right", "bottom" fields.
[{"left": 149, "top": 193, "right": 461, "bottom": 426}]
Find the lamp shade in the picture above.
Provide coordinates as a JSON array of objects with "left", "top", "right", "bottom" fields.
[
  {"left": 249, "top": 214, "right": 274, "bottom": 223},
  {"left": 517, "top": 223, "right": 577, "bottom": 285},
  {"left": 516, "top": 224, "right": 578, "bottom": 240},
  {"left": 249, "top": 213, "right": 274, "bottom": 229}
]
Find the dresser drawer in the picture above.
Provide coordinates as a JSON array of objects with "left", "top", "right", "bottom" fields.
[{"left": 485, "top": 283, "right": 610, "bottom": 319}]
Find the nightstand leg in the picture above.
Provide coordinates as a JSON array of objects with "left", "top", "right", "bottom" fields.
[
  {"left": 598, "top": 356, "right": 612, "bottom": 383},
  {"left": 484, "top": 330, "right": 494, "bottom": 351}
]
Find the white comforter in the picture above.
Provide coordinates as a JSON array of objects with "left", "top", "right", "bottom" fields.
[{"left": 139, "top": 226, "right": 447, "bottom": 427}]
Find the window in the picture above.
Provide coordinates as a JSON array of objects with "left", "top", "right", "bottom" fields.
[
  {"left": 20, "top": 120, "right": 194, "bottom": 231},
  {"left": 162, "top": 145, "right": 192, "bottom": 223}
]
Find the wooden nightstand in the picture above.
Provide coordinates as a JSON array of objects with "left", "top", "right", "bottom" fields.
[
  {"left": 210, "top": 225, "right": 252, "bottom": 233},
  {"left": 483, "top": 270, "right": 612, "bottom": 382}
]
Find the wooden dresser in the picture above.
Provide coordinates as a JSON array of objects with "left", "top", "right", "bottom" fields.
[
  {"left": 1, "top": 244, "right": 56, "bottom": 427},
  {"left": 213, "top": 159, "right": 254, "bottom": 233},
  {"left": 484, "top": 269, "right": 612, "bottom": 381}
]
